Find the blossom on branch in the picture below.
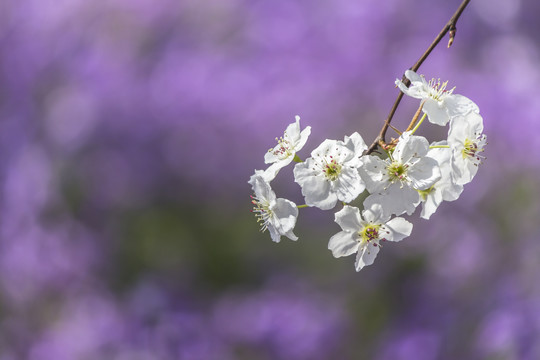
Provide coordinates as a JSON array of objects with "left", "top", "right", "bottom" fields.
[
  {"left": 396, "top": 70, "right": 479, "bottom": 126},
  {"left": 328, "top": 204, "right": 413, "bottom": 271},
  {"left": 293, "top": 133, "right": 367, "bottom": 210},
  {"left": 249, "top": 175, "right": 298, "bottom": 243},
  {"left": 448, "top": 112, "right": 487, "bottom": 185},
  {"left": 360, "top": 132, "right": 441, "bottom": 216},
  {"left": 418, "top": 141, "right": 464, "bottom": 219},
  {"left": 265, "top": 115, "right": 311, "bottom": 172}
]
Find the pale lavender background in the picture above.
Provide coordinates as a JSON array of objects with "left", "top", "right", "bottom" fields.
[{"left": 0, "top": 0, "right": 539, "bottom": 358}]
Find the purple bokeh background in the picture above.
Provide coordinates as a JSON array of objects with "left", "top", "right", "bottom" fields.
[{"left": 0, "top": 0, "right": 539, "bottom": 358}]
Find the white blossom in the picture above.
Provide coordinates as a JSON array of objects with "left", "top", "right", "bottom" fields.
[
  {"left": 448, "top": 112, "right": 487, "bottom": 185},
  {"left": 328, "top": 204, "right": 413, "bottom": 271},
  {"left": 396, "top": 70, "right": 479, "bottom": 126},
  {"left": 360, "top": 131, "right": 441, "bottom": 216},
  {"left": 418, "top": 141, "right": 464, "bottom": 219},
  {"left": 264, "top": 115, "right": 311, "bottom": 173},
  {"left": 293, "top": 132, "right": 367, "bottom": 210},
  {"left": 249, "top": 175, "right": 298, "bottom": 243}
]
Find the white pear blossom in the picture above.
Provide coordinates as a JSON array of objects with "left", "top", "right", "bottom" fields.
[
  {"left": 328, "top": 204, "right": 413, "bottom": 271},
  {"left": 396, "top": 70, "right": 479, "bottom": 126},
  {"left": 448, "top": 111, "right": 487, "bottom": 185},
  {"left": 418, "top": 141, "right": 464, "bottom": 219},
  {"left": 264, "top": 115, "right": 311, "bottom": 172},
  {"left": 360, "top": 131, "right": 441, "bottom": 216},
  {"left": 293, "top": 132, "right": 367, "bottom": 210},
  {"left": 249, "top": 175, "right": 298, "bottom": 243},
  {"left": 248, "top": 168, "right": 279, "bottom": 186}
]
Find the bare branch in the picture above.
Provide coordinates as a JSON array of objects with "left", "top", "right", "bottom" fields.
[{"left": 366, "top": 0, "right": 471, "bottom": 154}]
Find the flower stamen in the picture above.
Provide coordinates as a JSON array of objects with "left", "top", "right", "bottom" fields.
[
  {"left": 427, "top": 77, "right": 455, "bottom": 101},
  {"left": 462, "top": 136, "right": 486, "bottom": 165},
  {"left": 268, "top": 136, "right": 293, "bottom": 160},
  {"left": 387, "top": 160, "right": 409, "bottom": 184},
  {"left": 358, "top": 224, "right": 381, "bottom": 245},
  {"left": 250, "top": 195, "right": 272, "bottom": 232}
]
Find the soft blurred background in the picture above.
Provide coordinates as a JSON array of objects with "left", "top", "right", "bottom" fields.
[{"left": 0, "top": 0, "right": 539, "bottom": 358}]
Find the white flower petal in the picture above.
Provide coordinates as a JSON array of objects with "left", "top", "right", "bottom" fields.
[
  {"left": 343, "top": 132, "right": 367, "bottom": 160},
  {"left": 445, "top": 94, "right": 479, "bottom": 118},
  {"left": 268, "top": 226, "right": 282, "bottom": 243},
  {"left": 423, "top": 99, "right": 450, "bottom": 126},
  {"left": 294, "top": 163, "right": 336, "bottom": 209},
  {"left": 358, "top": 155, "right": 387, "bottom": 193},
  {"left": 355, "top": 243, "right": 380, "bottom": 271},
  {"left": 405, "top": 69, "right": 423, "bottom": 83},
  {"left": 332, "top": 167, "right": 365, "bottom": 203},
  {"left": 248, "top": 169, "right": 277, "bottom": 189},
  {"left": 264, "top": 115, "right": 311, "bottom": 165},
  {"left": 250, "top": 175, "right": 276, "bottom": 204},
  {"left": 362, "top": 203, "right": 386, "bottom": 224},
  {"left": 420, "top": 188, "right": 443, "bottom": 220},
  {"left": 328, "top": 231, "right": 359, "bottom": 258},
  {"left": 364, "top": 184, "right": 420, "bottom": 216},
  {"left": 296, "top": 125, "right": 311, "bottom": 152},
  {"left": 272, "top": 198, "right": 299, "bottom": 239},
  {"left": 283, "top": 116, "right": 302, "bottom": 142},
  {"left": 334, "top": 205, "right": 363, "bottom": 232},
  {"left": 408, "top": 156, "right": 441, "bottom": 190},
  {"left": 451, "top": 153, "right": 478, "bottom": 185},
  {"left": 381, "top": 217, "right": 413, "bottom": 242},
  {"left": 393, "top": 133, "right": 429, "bottom": 164}
]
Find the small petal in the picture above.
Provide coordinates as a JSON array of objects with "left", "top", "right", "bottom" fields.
[
  {"left": 332, "top": 167, "right": 365, "bottom": 203},
  {"left": 445, "top": 94, "right": 479, "bottom": 118},
  {"left": 393, "top": 132, "right": 429, "bottom": 164},
  {"left": 355, "top": 243, "right": 380, "bottom": 271},
  {"left": 343, "top": 132, "right": 367, "bottom": 161},
  {"left": 334, "top": 205, "right": 362, "bottom": 232},
  {"left": 358, "top": 155, "right": 387, "bottom": 193},
  {"left": 382, "top": 217, "right": 413, "bottom": 242},
  {"left": 294, "top": 163, "right": 336, "bottom": 209},
  {"left": 364, "top": 184, "right": 420, "bottom": 216},
  {"left": 420, "top": 189, "right": 443, "bottom": 220},
  {"left": 408, "top": 156, "right": 441, "bottom": 190},
  {"left": 250, "top": 175, "right": 276, "bottom": 204},
  {"left": 328, "top": 231, "right": 359, "bottom": 258},
  {"left": 405, "top": 69, "right": 423, "bottom": 83},
  {"left": 362, "top": 203, "right": 386, "bottom": 224},
  {"left": 273, "top": 198, "right": 299, "bottom": 238},
  {"left": 424, "top": 99, "right": 450, "bottom": 126}
]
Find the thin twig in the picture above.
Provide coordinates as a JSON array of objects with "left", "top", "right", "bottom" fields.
[
  {"left": 389, "top": 124, "right": 402, "bottom": 135},
  {"left": 366, "top": 0, "right": 471, "bottom": 154},
  {"left": 405, "top": 101, "right": 425, "bottom": 132}
]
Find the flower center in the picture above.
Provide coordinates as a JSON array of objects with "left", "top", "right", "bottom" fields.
[
  {"left": 358, "top": 224, "right": 381, "bottom": 244},
  {"left": 417, "top": 186, "right": 434, "bottom": 201},
  {"left": 462, "top": 137, "right": 486, "bottom": 164},
  {"left": 387, "top": 160, "right": 409, "bottom": 183},
  {"left": 322, "top": 156, "right": 342, "bottom": 181},
  {"left": 250, "top": 195, "right": 272, "bottom": 232},
  {"left": 427, "top": 78, "right": 454, "bottom": 101},
  {"left": 269, "top": 136, "right": 293, "bottom": 160}
]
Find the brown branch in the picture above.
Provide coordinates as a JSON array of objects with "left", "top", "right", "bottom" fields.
[
  {"left": 366, "top": 0, "right": 471, "bottom": 154},
  {"left": 405, "top": 101, "right": 425, "bottom": 132}
]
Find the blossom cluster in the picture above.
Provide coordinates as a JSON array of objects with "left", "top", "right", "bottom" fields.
[{"left": 249, "top": 71, "right": 486, "bottom": 271}]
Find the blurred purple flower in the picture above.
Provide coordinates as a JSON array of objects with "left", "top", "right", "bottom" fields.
[
  {"left": 376, "top": 329, "right": 441, "bottom": 360},
  {"left": 213, "top": 285, "right": 347, "bottom": 360}
]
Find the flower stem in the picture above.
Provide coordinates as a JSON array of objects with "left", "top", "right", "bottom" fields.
[
  {"left": 411, "top": 113, "right": 427, "bottom": 134},
  {"left": 293, "top": 154, "right": 303, "bottom": 163},
  {"left": 297, "top": 204, "right": 308, "bottom": 208},
  {"left": 429, "top": 145, "right": 450, "bottom": 149},
  {"left": 405, "top": 101, "right": 425, "bottom": 132}
]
